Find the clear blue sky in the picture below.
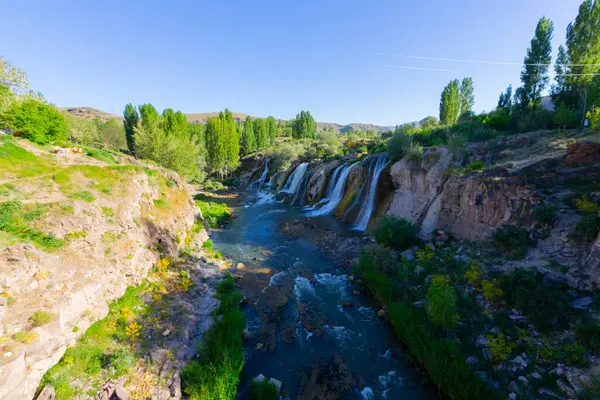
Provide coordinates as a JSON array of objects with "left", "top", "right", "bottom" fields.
[{"left": 3, "top": 0, "right": 582, "bottom": 126}]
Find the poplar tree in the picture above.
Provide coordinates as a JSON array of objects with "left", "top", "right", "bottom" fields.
[
  {"left": 266, "top": 116, "right": 277, "bottom": 144},
  {"left": 517, "top": 17, "right": 554, "bottom": 109},
  {"left": 123, "top": 103, "right": 139, "bottom": 152},
  {"left": 459, "top": 77, "right": 475, "bottom": 116},
  {"left": 291, "top": 111, "right": 316, "bottom": 139},
  {"left": 498, "top": 85, "right": 513, "bottom": 111},
  {"left": 223, "top": 109, "right": 239, "bottom": 175},
  {"left": 254, "top": 118, "right": 269, "bottom": 149},
  {"left": 205, "top": 115, "right": 224, "bottom": 176},
  {"left": 241, "top": 116, "right": 256, "bottom": 155},
  {"left": 439, "top": 80, "right": 461, "bottom": 125}
]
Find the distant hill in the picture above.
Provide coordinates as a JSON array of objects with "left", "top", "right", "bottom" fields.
[{"left": 64, "top": 107, "right": 394, "bottom": 134}]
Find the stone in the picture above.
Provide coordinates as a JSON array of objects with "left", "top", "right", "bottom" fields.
[
  {"left": 518, "top": 376, "right": 528, "bottom": 387},
  {"left": 255, "top": 343, "right": 265, "bottom": 350},
  {"left": 531, "top": 372, "right": 542, "bottom": 380},
  {"left": 508, "top": 393, "right": 517, "bottom": 400},
  {"left": 466, "top": 356, "right": 479, "bottom": 368},
  {"left": 268, "top": 377, "right": 282, "bottom": 393},
  {"left": 564, "top": 141, "right": 600, "bottom": 166},
  {"left": 556, "top": 379, "right": 576, "bottom": 398},
  {"left": 253, "top": 374, "right": 266, "bottom": 383},
  {"left": 36, "top": 385, "right": 55, "bottom": 400},
  {"left": 476, "top": 335, "right": 490, "bottom": 348},
  {"left": 297, "top": 355, "right": 353, "bottom": 400},
  {"left": 377, "top": 309, "right": 386, "bottom": 318},
  {"left": 568, "top": 296, "right": 592, "bottom": 309},
  {"left": 352, "top": 290, "right": 360, "bottom": 296},
  {"left": 508, "top": 381, "right": 519, "bottom": 393},
  {"left": 170, "top": 373, "right": 181, "bottom": 399},
  {"left": 115, "top": 385, "right": 130, "bottom": 400},
  {"left": 235, "top": 263, "right": 246, "bottom": 270},
  {"left": 482, "top": 348, "right": 493, "bottom": 361},
  {"left": 512, "top": 356, "right": 528, "bottom": 369},
  {"left": 414, "top": 265, "right": 425, "bottom": 275},
  {"left": 538, "top": 388, "right": 561, "bottom": 399},
  {"left": 550, "top": 367, "right": 564, "bottom": 376},
  {"left": 401, "top": 249, "right": 415, "bottom": 261}
]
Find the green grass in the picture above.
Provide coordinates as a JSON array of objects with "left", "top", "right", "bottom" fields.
[
  {"left": 153, "top": 198, "right": 170, "bottom": 209},
  {"left": 70, "top": 191, "right": 95, "bottom": 202},
  {"left": 181, "top": 276, "right": 245, "bottom": 400},
  {"left": 356, "top": 250, "right": 498, "bottom": 400},
  {"left": 0, "top": 200, "right": 65, "bottom": 250},
  {"left": 249, "top": 379, "right": 278, "bottom": 400},
  {"left": 194, "top": 194, "right": 232, "bottom": 229},
  {"left": 0, "top": 136, "right": 52, "bottom": 180},
  {"left": 40, "top": 284, "right": 148, "bottom": 399},
  {"left": 85, "top": 148, "right": 120, "bottom": 164},
  {"left": 29, "top": 310, "right": 54, "bottom": 327}
]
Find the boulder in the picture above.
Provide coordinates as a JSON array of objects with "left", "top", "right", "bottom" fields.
[
  {"left": 35, "top": 385, "right": 55, "bottom": 400},
  {"left": 297, "top": 355, "right": 354, "bottom": 400},
  {"left": 564, "top": 141, "right": 600, "bottom": 166},
  {"left": 305, "top": 160, "right": 341, "bottom": 205},
  {"left": 568, "top": 296, "right": 593, "bottom": 309}
]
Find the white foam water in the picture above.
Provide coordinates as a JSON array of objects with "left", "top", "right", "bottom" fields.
[
  {"left": 360, "top": 387, "right": 375, "bottom": 399},
  {"left": 314, "top": 273, "right": 349, "bottom": 299},
  {"left": 353, "top": 154, "right": 389, "bottom": 231},
  {"left": 324, "top": 325, "right": 356, "bottom": 344},
  {"left": 308, "top": 163, "right": 357, "bottom": 217},
  {"left": 279, "top": 162, "right": 308, "bottom": 195},
  {"left": 249, "top": 160, "right": 269, "bottom": 190},
  {"left": 293, "top": 276, "right": 316, "bottom": 300},
  {"left": 378, "top": 349, "right": 393, "bottom": 360}
]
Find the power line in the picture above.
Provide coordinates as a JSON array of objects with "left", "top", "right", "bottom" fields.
[
  {"left": 375, "top": 52, "right": 600, "bottom": 67},
  {"left": 383, "top": 65, "right": 453, "bottom": 72}
]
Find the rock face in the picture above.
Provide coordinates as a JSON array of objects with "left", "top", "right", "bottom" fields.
[
  {"left": 0, "top": 160, "right": 201, "bottom": 400},
  {"left": 564, "top": 141, "right": 600, "bottom": 165},
  {"left": 305, "top": 160, "right": 340, "bottom": 205},
  {"left": 386, "top": 147, "right": 452, "bottom": 237}
]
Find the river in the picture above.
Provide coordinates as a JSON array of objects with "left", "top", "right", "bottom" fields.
[{"left": 210, "top": 191, "right": 439, "bottom": 399}]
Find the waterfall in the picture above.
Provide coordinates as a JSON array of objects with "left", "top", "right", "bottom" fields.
[
  {"left": 279, "top": 162, "right": 308, "bottom": 194},
  {"left": 352, "top": 154, "right": 389, "bottom": 231},
  {"left": 308, "top": 163, "right": 357, "bottom": 216},
  {"left": 249, "top": 160, "right": 269, "bottom": 190}
]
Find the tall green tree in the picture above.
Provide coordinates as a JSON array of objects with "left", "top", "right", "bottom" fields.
[
  {"left": 459, "top": 77, "right": 475, "bottom": 116},
  {"left": 551, "top": 45, "right": 575, "bottom": 107},
  {"left": 139, "top": 104, "right": 160, "bottom": 132},
  {"left": 254, "top": 118, "right": 269, "bottom": 149},
  {"left": 123, "top": 103, "right": 139, "bottom": 152},
  {"left": 291, "top": 111, "right": 316, "bottom": 139},
  {"left": 11, "top": 100, "right": 66, "bottom": 144},
  {"left": 223, "top": 109, "right": 240, "bottom": 175},
  {"left": 439, "top": 79, "right": 461, "bottom": 125},
  {"left": 241, "top": 116, "right": 256, "bottom": 155},
  {"left": 205, "top": 115, "right": 224, "bottom": 176},
  {"left": 266, "top": 116, "right": 277, "bottom": 144},
  {"left": 566, "top": 0, "right": 600, "bottom": 125},
  {"left": 162, "top": 108, "right": 188, "bottom": 137},
  {"left": 497, "top": 85, "right": 513, "bottom": 111},
  {"left": 517, "top": 17, "right": 554, "bottom": 109}
]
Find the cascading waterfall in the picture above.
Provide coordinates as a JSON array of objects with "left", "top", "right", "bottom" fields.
[
  {"left": 305, "top": 164, "right": 344, "bottom": 210},
  {"left": 249, "top": 160, "right": 269, "bottom": 190},
  {"left": 279, "top": 162, "right": 308, "bottom": 194},
  {"left": 352, "top": 154, "right": 389, "bottom": 231},
  {"left": 308, "top": 163, "right": 357, "bottom": 216},
  {"left": 291, "top": 165, "right": 318, "bottom": 205}
]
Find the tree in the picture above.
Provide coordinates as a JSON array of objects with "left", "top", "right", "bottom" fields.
[
  {"left": 241, "top": 116, "right": 256, "bottom": 155},
  {"left": 439, "top": 79, "right": 461, "bottom": 125},
  {"left": 123, "top": 103, "right": 139, "bottom": 152},
  {"left": 139, "top": 103, "right": 160, "bottom": 132},
  {"left": 459, "top": 77, "right": 475, "bottom": 116},
  {"left": 205, "top": 116, "right": 224, "bottom": 175},
  {"left": 518, "top": 17, "right": 554, "bottom": 109},
  {"left": 554, "top": 103, "right": 578, "bottom": 129},
  {"left": 419, "top": 116, "right": 438, "bottom": 129},
  {"left": 497, "top": 85, "right": 513, "bottom": 111},
  {"left": 11, "top": 100, "right": 67, "bottom": 144},
  {"left": 223, "top": 109, "right": 239, "bottom": 175},
  {"left": 291, "top": 111, "right": 316, "bottom": 139},
  {"left": 162, "top": 109, "right": 188, "bottom": 137},
  {"left": 253, "top": 118, "right": 269, "bottom": 149},
  {"left": 566, "top": 0, "right": 600, "bottom": 126},
  {"left": 266, "top": 116, "right": 277, "bottom": 144},
  {"left": 96, "top": 118, "right": 126, "bottom": 149},
  {"left": 551, "top": 45, "right": 577, "bottom": 108},
  {"left": 0, "top": 56, "right": 28, "bottom": 91},
  {"left": 426, "top": 275, "right": 459, "bottom": 329}
]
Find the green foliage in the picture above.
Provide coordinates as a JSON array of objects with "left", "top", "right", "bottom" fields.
[
  {"left": 182, "top": 276, "right": 245, "bottom": 400},
  {"left": 11, "top": 100, "right": 67, "bottom": 144},
  {"left": 481, "top": 279, "right": 503, "bottom": 303},
  {"left": 267, "top": 141, "right": 308, "bottom": 172},
  {"left": 440, "top": 79, "right": 461, "bottom": 125},
  {"left": 497, "top": 85, "right": 513, "bottom": 111},
  {"left": 202, "top": 239, "right": 213, "bottom": 250},
  {"left": 426, "top": 275, "right": 459, "bottom": 329},
  {"left": 86, "top": 148, "right": 119, "bottom": 164},
  {"left": 517, "top": 17, "right": 554, "bottom": 109},
  {"left": 29, "top": 310, "right": 54, "bottom": 327},
  {"left": 356, "top": 257, "right": 496, "bottom": 399},
  {"left": 487, "top": 333, "right": 516, "bottom": 361},
  {"left": 576, "top": 214, "right": 600, "bottom": 241},
  {"left": 253, "top": 118, "right": 269, "bottom": 150},
  {"left": 500, "top": 269, "right": 572, "bottom": 332},
  {"left": 481, "top": 108, "right": 511, "bottom": 130},
  {"left": 553, "top": 103, "right": 578, "bottom": 129},
  {"left": 291, "top": 110, "right": 316, "bottom": 139},
  {"left": 447, "top": 134, "right": 467, "bottom": 158},
  {"left": 358, "top": 245, "right": 399, "bottom": 277},
  {"left": 374, "top": 215, "right": 420, "bottom": 251},
  {"left": 123, "top": 103, "right": 139, "bottom": 152},
  {"left": 241, "top": 116, "right": 256, "bottom": 155},
  {"left": 70, "top": 191, "right": 95, "bottom": 202},
  {"left": 249, "top": 379, "right": 278, "bottom": 400},
  {"left": 459, "top": 77, "right": 475, "bottom": 117},
  {"left": 406, "top": 143, "right": 424, "bottom": 163},
  {"left": 386, "top": 131, "right": 412, "bottom": 162},
  {"left": 305, "top": 130, "right": 342, "bottom": 159},
  {"left": 534, "top": 203, "right": 558, "bottom": 226},
  {"left": 575, "top": 322, "right": 600, "bottom": 353},
  {"left": 195, "top": 194, "right": 232, "bottom": 228},
  {"left": 452, "top": 160, "right": 485, "bottom": 175},
  {"left": 0, "top": 200, "right": 65, "bottom": 250},
  {"left": 205, "top": 109, "right": 240, "bottom": 177},
  {"left": 587, "top": 107, "right": 600, "bottom": 131},
  {"left": 491, "top": 225, "right": 535, "bottom": 260},
  {"left": 515, "top": 109, "right": 555, "bottom": 133}
]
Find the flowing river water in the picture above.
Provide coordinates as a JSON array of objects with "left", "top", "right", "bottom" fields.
[{"left": 210, "top": 191, "right": 439, "bottom": 399}]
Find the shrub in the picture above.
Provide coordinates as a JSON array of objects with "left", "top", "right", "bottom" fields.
[
  {"left": 406, "top": 143, "right": 424, "bottom": 163},
  {"left": 575, "top": 322, "right": 600, "bottom": 353},
  {"left": 249, "top": 379, "right": 278, "bottom": 400},
  {"left": 386, "top": 131, "right": 412, "bottom": 162},
  {"left": 481, "top": 279, "right": 503, "bottom": 303},
  {"left": 14, "top": 330, "right": 37, "bottom": 344},
  {"left": 464, "top": 262, "right": 482, "bottom": 287},
  {"left": 267, "top": 141, "right": 308, "bottom": 172},
  {"left": 70, "top": 191, "right": 95, "bottom": 202},
  {"left": 554, "top": 103, "right": 579, "bottom": 129},
  {"left": 202, "top": 239, "right": 213, "bottom": 250},
  {"left": 516, "top": 109, "right": 555, "bottom": 133},
  {"left": 358, "top": 244, "right": 398, "bottom": 276},
  {"left": 487, "top": 333, "right": 516, "bottom": 361},
  {"left": 195, "top": 196, "right": 232, "bottom": 228},
  {"left": 426, "top": 275, "right": 459, "bottom": 329},
  {"left": 491, "top": 225, "right": 535, "bottom": 260},
  {"left": 576, "top": 196, "right": 600, "bottom": 214},
  {"left": 374, "top": 215, "right": 420, "bottom": 251},
  {"left": 587, "top": 107, "right": 600, "bottom": 131},
  {"left": 447, "top": 134, "right": 467, "bottom": 158},
  {"left": 534, "top": 203, "right": 557, "bottom": 226},
  {"left": 482, "top": 108, "right": 511, "bottom": 130},
  {"left": 576, "top": 214, "right": 600, "bottom": 242},
  {"left": 29, "top": 310, "right": 54, "bottom": 327},
  {"left": 500, "top": 269, "right": 571, "bottom": 332},
  {"left": 11, "top": 100, "right": 67, "bottom": 144}
]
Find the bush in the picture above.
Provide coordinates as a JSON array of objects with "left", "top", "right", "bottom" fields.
[
  {"left": 534, "top": 203, "right": 557, "bottom": 226},
  {"left": 575, "top": 322, "right": 600, "bottom": 353},
  {"left": 426, "top": 275, "right": 458, "bottom": 329},
  {"left": 11, "top": 100, "right": 67, "bottom": 144},
  {"left": 249, "top": 379, "right": 278, "bottom": 400},
  {"left": 29, "top": 310, "right": 53, "bottom": 327},
  {"left": 516, "top": 109, "right": 555, "bottom": 133},
  {"left": 491, "top": 225, "right": 535, "bottom": 260},
  {"left": 500, "top": 269, "right": 571, "bottom": 333},
  {"left": 386, "top": 131, "right": 412, "bottom": 162},
  {"left": 447, "top": 134, "right": 467, "bottom": 158},
  {"left": 358, "top": 244, "right": 398, "bottom": 276},
  {"left": 267, "top": 141, "right": 308, "bottom": 172},
  {"left": 202, "top": 239, "right": 213, "bottom": 250},
  {"left": 554, "top": 104, "right": 579, "bottom": 129},
  {"left": 587, "top": 107, "right": 600, "bottom": 131},
  {"left": 481, "top": 108, "right": 511, "bottom": 130},
  {"left": 576, "top": 214, "right": 600, "bottom": 242},
  {"left": 374, "top": 215, "right": 420, "bottom": 251},
  {"left": 487, "top": 333, "right": 516, "bottom": 361},
  {"left": 406, "top": 143, "right": 424, "bottom": 163}
]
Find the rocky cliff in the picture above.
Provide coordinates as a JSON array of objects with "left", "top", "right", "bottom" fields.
[{"left": 0, "top": 139, "right": 206, "bottom": 399}]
